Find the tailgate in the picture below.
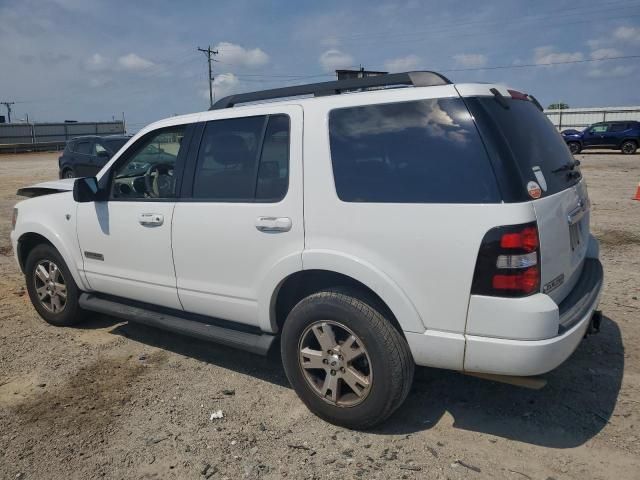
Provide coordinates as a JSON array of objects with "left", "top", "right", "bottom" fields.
[{"left": 533, "top": 180, "right": 590, "bottom": 303}]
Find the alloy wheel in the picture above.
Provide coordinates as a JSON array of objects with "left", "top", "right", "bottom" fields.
[
  {"left": 33, "top": 259, "right": 67, "bottom": 313},
  {"left": 298, "top": 320, "right": 372, "bottom": 407}
]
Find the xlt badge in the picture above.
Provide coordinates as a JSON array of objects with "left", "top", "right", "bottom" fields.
[{"left": 543, "top": 274, "right": 564, "bottom": 294}]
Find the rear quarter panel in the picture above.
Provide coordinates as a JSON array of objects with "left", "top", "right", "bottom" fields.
[{"left": 301, "top": 87, "right": 537, "bottom": 335}]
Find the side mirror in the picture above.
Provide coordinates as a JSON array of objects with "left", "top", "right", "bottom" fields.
[
  {"left": 97, "top": 150, "right": 110, "bottom": 159},
  {"left": 73, "top": 177, "right": 102, "bottom": 203}
]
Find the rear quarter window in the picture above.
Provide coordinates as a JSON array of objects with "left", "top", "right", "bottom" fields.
[
  {"left": 328, "top": 98, "right": 500, "bottom": 203},
  {"left": 464, "top": 96, "right": 580, "bottom": 198}
]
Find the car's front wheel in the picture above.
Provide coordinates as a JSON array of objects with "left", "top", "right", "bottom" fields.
[
  {"left": 621, "top": 140, "right": 637, "bottom": 155},
  {"left": 568, "top": 142, "right": 581, "bottom": 155},
  {"left": 25, "top": 244, "right": 86, "bottom": 326},
  {"left": 281, "top": 288, "right": 414, "bottom": 429}
]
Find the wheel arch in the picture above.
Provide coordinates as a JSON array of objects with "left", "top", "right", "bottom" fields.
[
  {"left": 15, "top": 225, "right": 88, "bottom": 291},
  {"left": 266, "top": 251, "right": 426, "bottom": 335}
]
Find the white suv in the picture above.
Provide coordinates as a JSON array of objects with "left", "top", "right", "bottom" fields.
[{"left": 10, "top": 72, "right": 603, "bottom": 429}]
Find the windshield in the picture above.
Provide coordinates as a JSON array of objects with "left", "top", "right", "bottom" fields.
[{"left": 465, "top": 96, "right": 580, "bottom": 198}]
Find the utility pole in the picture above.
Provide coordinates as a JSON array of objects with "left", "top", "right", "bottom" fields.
[
  {"left": 1, "top": 102, "right": 15, "bottom": 123},
  {"left": 197, "top": 46, "right": 218, "bottom": 108}
]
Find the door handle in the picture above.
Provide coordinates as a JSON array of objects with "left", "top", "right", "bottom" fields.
[
  {"left": 138, "top": 213, "right": 164, "bottom": 227},
  {"left": 255, "top": 216, "right": 292, "bottom": 233}
]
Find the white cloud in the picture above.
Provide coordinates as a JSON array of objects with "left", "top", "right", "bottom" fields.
[
  {"left": 613, "top": 25, "right": 640, "bottom": 43},
  {"left": 319, "top": 49, "right": 354, "bottom": 72},
  {"left": 384, "top": 54, "right": 421, "bottom": 72},
  {"left": 84, "top": 53, "right": 110, "bottom": 72},
  {"left": 453, "top": 53, "right": 487, "bottom": 68},
  {"left": 587, "top": 65, "right": 635, "bottom": 78},
  {"left": 533, "top": 46, "right": 583, "bottom": 65},
  {"left": 200, "top": 72, "right": 239, "bottom": 101},
  {"left": 214, "top": 42, "right": 269, "bottom": 68},
  {"left": 590, "top": 48, "right": 622, "bottom": 60},
  {"left": 117, "top": 53, "right": 155, "bottom": 71}
]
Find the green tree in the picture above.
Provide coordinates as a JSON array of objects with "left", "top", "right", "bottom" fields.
[{"left": 547, "top": 102, "right": 570, "bottom": 110}]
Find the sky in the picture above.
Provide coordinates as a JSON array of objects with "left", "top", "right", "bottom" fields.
[{"left": 1, "top": 0, "right": 639, "bottom": 131}]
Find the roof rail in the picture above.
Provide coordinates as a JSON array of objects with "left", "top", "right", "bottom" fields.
[{"left": 210, "top": 71, "right": 452, "bottom": 110}]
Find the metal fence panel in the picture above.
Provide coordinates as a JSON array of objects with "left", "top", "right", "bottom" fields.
[
  {"left": 0, "top": 121, "right": 125, "bottom": 148},
  {"left": 545, "top": 106, "right": 640, "bottom": 131}
]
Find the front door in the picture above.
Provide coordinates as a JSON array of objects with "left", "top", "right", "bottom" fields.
[
  {"left": 172, "top": 107, "right": 303, "bottom": 328},
  {"left": 76, "top": 124, "right": 192, "bottom": 309},
  {"left": 582, "top": 123, "right": 609, "bottom": 148}
]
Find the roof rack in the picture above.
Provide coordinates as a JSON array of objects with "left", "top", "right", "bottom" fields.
[{"left": 210, "top": 71, "right": 452, "bottom": 110}]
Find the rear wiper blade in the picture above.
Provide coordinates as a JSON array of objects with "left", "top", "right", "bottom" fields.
[
  {"left": 552, "top": 160, "right": 581, "bottom": 173},
  {"left": 489, "top": 88, "right": 510, "bottom": 109}
]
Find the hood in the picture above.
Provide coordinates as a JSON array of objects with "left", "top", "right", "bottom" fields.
[
  {"left": 16, "top": 178, "right": 75, "bottom": 198},
  {"left": 561, "top": 129, "right": 583, "bottom": 137}
]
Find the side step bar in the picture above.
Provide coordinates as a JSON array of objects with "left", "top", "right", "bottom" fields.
[{"left": 79, "top": 293, "right": 275, "bottom": 355}]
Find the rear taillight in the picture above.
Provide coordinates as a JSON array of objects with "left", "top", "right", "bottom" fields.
[{"left": 471, "top": 222, "right": 541, "bottom": 297}]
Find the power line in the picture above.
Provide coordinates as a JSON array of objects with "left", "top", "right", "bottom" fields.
[{"left": 197, "top": 45, "right": 219, "bottom": 108}]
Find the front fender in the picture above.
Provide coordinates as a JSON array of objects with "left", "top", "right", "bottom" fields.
[
  {"left": 301, "top": 249, "right": 426, "bottom": 333},
  {"left": 12, "top": 196, "right": 89, "bottom": 291}
]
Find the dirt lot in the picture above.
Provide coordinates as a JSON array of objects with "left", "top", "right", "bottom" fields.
[{"left": 0, "top": 152, "right": 639, "bottom": 480}]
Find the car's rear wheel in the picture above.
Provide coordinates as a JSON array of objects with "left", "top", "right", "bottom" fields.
[
  {"left": 25, "top": 244, "right": 86, "bottom": 326},
  {"left": 568, "top": 142, "right": 581, "bottom": 155},
  {"left": 621, "top": 140, "right": 637, "bottom": 155},
  {"left": 281, "top": 288, "right": 414, "bottom": 429},
  {"left": 62, "top": 168, "right": 75, "bottom": 179}
]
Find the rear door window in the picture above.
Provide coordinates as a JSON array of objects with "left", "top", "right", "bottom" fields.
[
  {"left": 192, "top": 114, "right": 290, "bottom": 201},
  {"left": 74, "top": 141, "right": 92, "bottom": 155},
  {"left": 328, "top": 98, "right": 500, "bottom": 203},
  {"left": 609, "top": 123, "right": 628, "bottom": 132},
  {"left": 464, "top": 96, "right": 580, "bottom": 198}
]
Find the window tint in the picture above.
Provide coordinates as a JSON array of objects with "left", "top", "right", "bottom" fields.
[
  {"left": 75, "top": 141, "right": 92, "bottom": 154},
  {"left": 111, "top": 127, "right": 185, "bottom": 200},
  {"left": 590, "top": 124, "right": 608, "bottom": 133},
  {"left": 465, "top": 96, "right": 580, "bottom": 197},
  {"left": 329, "top": 98, "right": 500, "bottom": 203},
  {"left": 193, "top": 114, "right": 290, "bottom": 201},
  {"left": 609, "top": 123, "right": 628, "bottom": 132},
  {"left": 256, "top": 115, "right": 290, "bottom": 200},
  {"left": 105, "top": 138, "right": 128, "bottom": 152}
]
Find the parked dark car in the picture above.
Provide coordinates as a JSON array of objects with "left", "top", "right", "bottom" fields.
[
  {"left": 562, "top": 121, "right": 640, "bottom": 155},
  {"left": 58, "top": 135, "right": 131, "bottom": 178}
]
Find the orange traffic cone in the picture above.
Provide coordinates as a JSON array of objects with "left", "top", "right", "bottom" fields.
[{"left": 634, "top": 183, "right": 640, "bottom": 201}]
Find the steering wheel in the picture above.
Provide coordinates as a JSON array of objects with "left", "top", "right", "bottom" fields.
[{"left": 144, "top": 162, "right": 175, "bottom": 198}]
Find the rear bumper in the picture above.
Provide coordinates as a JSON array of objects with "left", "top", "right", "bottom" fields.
[{"left": 463, "top": 258, "right": 603, "bottom": 376}]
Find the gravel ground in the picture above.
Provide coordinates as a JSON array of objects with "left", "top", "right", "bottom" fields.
[{"left": 0, "top": 151, "right": 639, "bottom": 480}]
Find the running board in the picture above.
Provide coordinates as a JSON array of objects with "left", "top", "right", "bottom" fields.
[{"left": 79, "top": 293, "right": 275, "bottom": 355}]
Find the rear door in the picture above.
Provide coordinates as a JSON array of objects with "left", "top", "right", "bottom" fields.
[
  {"left": 603, "top": 122, "right": 628, "bottom": 147},
  {"left": 465, "top": 93, "right": 589, "bottom": 303},
  {"left": 172, "top": 106, "right": 303, "bottom": 328}
]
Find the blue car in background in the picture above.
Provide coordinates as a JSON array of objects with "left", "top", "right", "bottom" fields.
[{"left": 562, "top": 121, "right": 640, "bottom": 155}]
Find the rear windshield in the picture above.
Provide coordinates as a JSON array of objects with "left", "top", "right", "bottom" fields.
[
  {"left": 465, "top": 96, "right": 580, "bottom": 198},
  {"left": 105, "top": 138, "right": 128, "bottom": 152},
  {"left": 328, "top": 98, "right": 501, "bottom": 203}
]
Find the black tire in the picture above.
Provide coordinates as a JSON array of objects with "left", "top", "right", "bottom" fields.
[
  {"left": 621, "top": 140, "right": 637, "bottom": 155},
  {"left": 281, "top": 288, "right": 414, "bottom": 429},
  {"left": 61, "top": 168, "right": 75, "bottom": 179},
  {"left": 25, "top": 244, "right": 86, "bottom": 327},
  {"left": 568, "top": 142, "right": 581, "bottom": 155}
]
